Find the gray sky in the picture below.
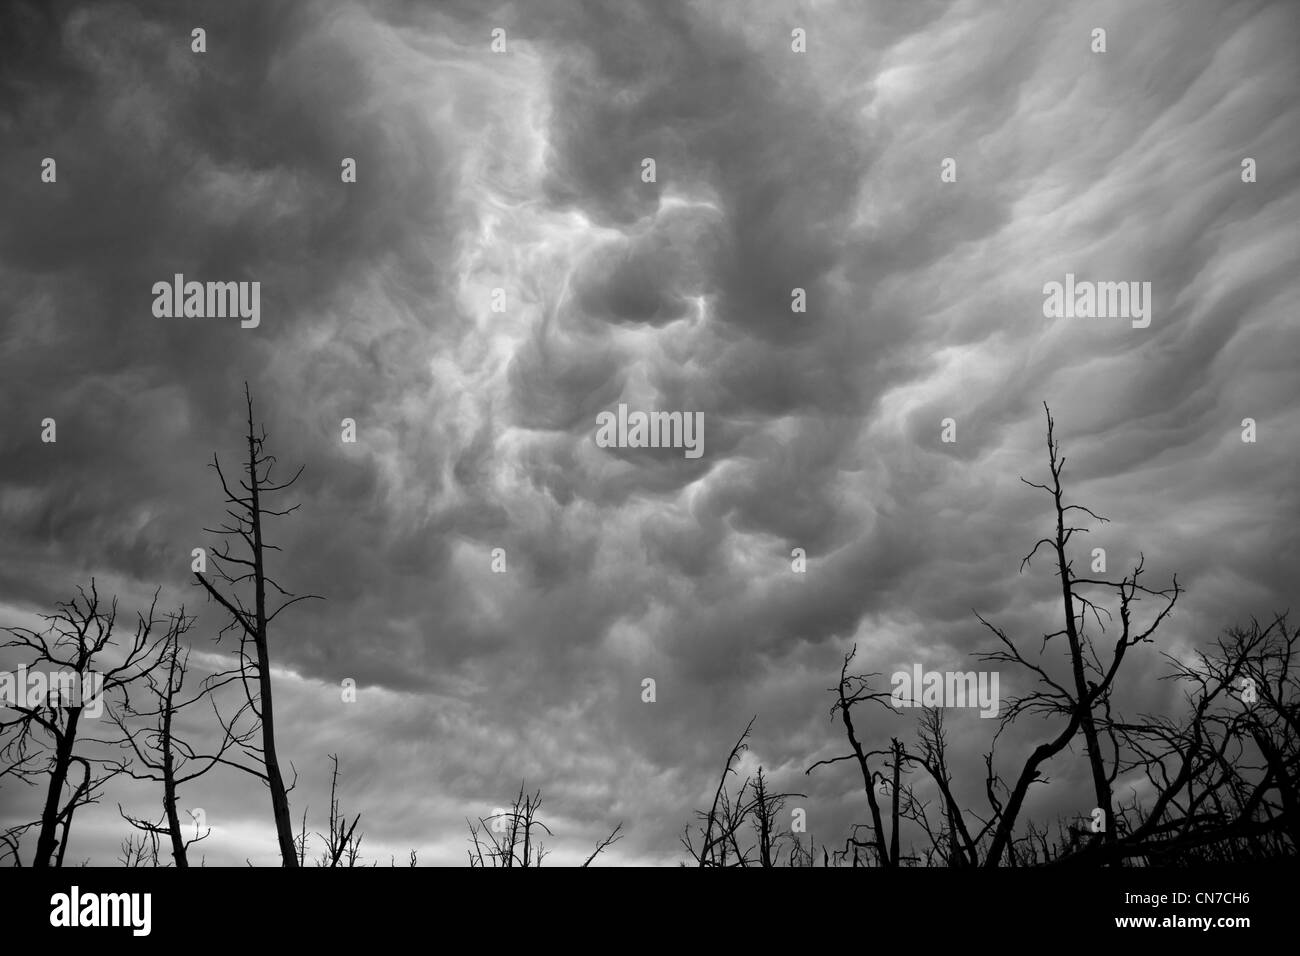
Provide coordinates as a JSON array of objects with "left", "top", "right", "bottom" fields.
[{"left": 1, "top": 0, "right": 1297, "bottom": 865}]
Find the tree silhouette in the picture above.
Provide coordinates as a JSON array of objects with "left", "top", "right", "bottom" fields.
[
  {"left": 192, "top": 385, "right": 322, "bottom": 867},
  {"left": 684, "top": 718, "right": 807, "bottom": 866},
  {"left": 108, "top": 607, "right": 248, "bottom": 866},
  {"left": 466, "top": 782, "right": 623, "bottom": 867},
  {"left": 1, "top": 581, "right": 171, "bottom": 866},
  {"left": 976, "top": 402, "right": 1179, "bottom": 865},
  {"left": 315, "top": 754, "right": 363, "bottom": 868}
]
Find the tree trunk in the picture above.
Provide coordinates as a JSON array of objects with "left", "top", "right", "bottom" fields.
[
  {"left": 32, "top": 710, "right": 80, "bottom": 868},
  {"left": 247, "top": 421, "right": 299, "bottom": 868}
]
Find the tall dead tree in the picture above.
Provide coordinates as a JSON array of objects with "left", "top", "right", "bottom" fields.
[
  {"left": 193, "top": 384, "right": 321, "bottom": 867},
  {"left": 800, "top": 404, "right": 1181, "bottom": 867},
  {"left": 1, "top": 581, "right": 170, "bottom": 867},
  {"left": 977, "top": 403, "right": 1178, "bottom": 865}
]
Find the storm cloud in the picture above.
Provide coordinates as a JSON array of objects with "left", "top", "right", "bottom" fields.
[{"left": 1, "top": 0, "right": 1297, "bottom": 864}]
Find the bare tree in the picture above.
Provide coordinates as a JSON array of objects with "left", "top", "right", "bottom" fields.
[
  {"left": 805, "top": 656, "right": 898, "bottom": 866},
  {"left": 192, "top": 385, "right": 321, "bottom": 867},
  {"left": 915, "top": 708, "right": 982, "bottom": 866},
  {"left": 750, "top": 768, "right": 781, "bottom": 866},
  {"left": 108, "top": 609, "right": 246, "bottom": 867},
  {"left": 118, "top": 829, "right": 160, "bottom": 868},
  {"left": 582, "top": 822, "right": 624, "bottom": 867},
  {"left": 683, "top": 717, "right": 755, "bottom": 866},
  {"left": 464, "top": 782, "right": 621, "bottom": 867},
  {"left": 792, "top": 404, "right": 1299, "bottom": 869},
  {"left": 684, "top": 719, "right": 807, "bottom": 866},
  {"left": 466, "top": 783, "right": 551, "bottom": 867},
  {"left": 976, "top": 403, "right": 1178, "bottom": 865},
  {"left": 791, "top": 405, "right": 1196, "bottom": 867},
  {"left": 1, "top": 581, "right": 170, "bottom": 867},
  {"left": 315, "top": 754, "right": 363, "bottom": 868}
]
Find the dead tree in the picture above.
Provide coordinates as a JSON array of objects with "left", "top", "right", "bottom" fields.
[
  {"left": 683, "top": 718, "right": 754, "bottom": 866},
  {"left": 975, "top": 403, "right": 1178, "bottom": 865},
  {"left": 805, "top": 654, "right": 898, "bottom": 866},
  {"left": 465, "top": 782, "right": 622, "bottom": 867},
  {"left": 915, "top": 708, "right": 982, "bottom": 866},
  {"left": 109, "top": 609, "right": 246, "bottom": 867},
  {"left": 466, "top": 783, "right": 551, "bottom": 867},
  {"left": 118, "top": 829, "right": 161, "bottom": 868},
  {"left": 806, "top": 662, "right": 934, "bottom": 868},
  {"left": 683, "top": 719, "right": 806, "bottom": 866},
  {"left": 751, "top": 768, "right": 787, "bottom": 867},
  {"left": 1, "top": 581, "right": 170, "bottom": 867},
  {"left": 799, "top": 405, "right": 1182, "bottom": 867},
  {"left": 581, "top": 822, "right": 624, "bottom": 867},
  {"left": 193, "top": 384, "right": 321, "bottom": 867},
  {"left": 1007, "top": 402, "right": 1176, "bottom": 842},
  {"left": 315, "top": 754, "right": 363, "bottom": 867}
]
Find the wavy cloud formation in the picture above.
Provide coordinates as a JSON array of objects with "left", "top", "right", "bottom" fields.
[{"left": 1, "top": 0, "right": 1297, "bottom": 864}]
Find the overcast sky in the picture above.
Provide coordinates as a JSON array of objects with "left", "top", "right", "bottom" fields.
[{"left": 1, "top": 0, "right": 1297, "bottom": 865}]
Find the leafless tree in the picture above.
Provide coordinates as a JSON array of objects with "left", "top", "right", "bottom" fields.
[
  {"left": 465, "top": 782, "right": 622, "bottom": 867},
  {"left": 975, "top": 403, "right": 1178, "bottom": 865},
  {"left": 118, "top": 828, "right": 160, "bottom": 868},
  {"left": 108, "top": 609, "right": 246, "bottom": 867},
  {"left": 914, "top": 708, "right": 982, "bottom": 866},
  {"left": 682, "top": 717, "right": 754, "bottom": 866},
  {"left": 466, "top": 783, "right": 551, "bottom": 867},
  {"left": 1, "top": 581, "right": 171, "bottom": 867},
  {"left": 193, "top": 385, "right": 322, "bottom": 867},
  {"left": 683, "top": 718, "right": 807, "bottom": 866},
  {"left": 750, "top": 768, "right": 788, "bottom": 866},
  {"left": 315, "top": 754, "right": 363, "bottom": 868},
  {"left": 582, "top": 822, "right": 624, "bottom": 867},
  {"left": 805, "top": 656, "right": 900, "bottom": 866},
  {"left": 795, "top": 404, "right": 1295, "bottom": 868}
]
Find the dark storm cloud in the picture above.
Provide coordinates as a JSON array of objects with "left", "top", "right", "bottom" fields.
[{"left": 1, "top": 0, "right": 1297, "bottom": 863}]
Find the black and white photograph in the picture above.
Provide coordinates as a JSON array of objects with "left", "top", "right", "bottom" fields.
[{"left": 1, "top": 0, "right": 1297, "bottom": 940}]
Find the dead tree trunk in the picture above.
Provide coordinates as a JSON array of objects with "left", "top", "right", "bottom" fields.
[
  {"left": 193, "top": 385, "right": 321, "bottom": 867},
  {"left": 111, "top": 610, "right": 243, "bottom": 867},
  {"left": 1034, "top": 404, "right": 1114, "bottom": 840},
  {"left": 980, "top": 403, "right": 1177, "bottom": 865}
]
